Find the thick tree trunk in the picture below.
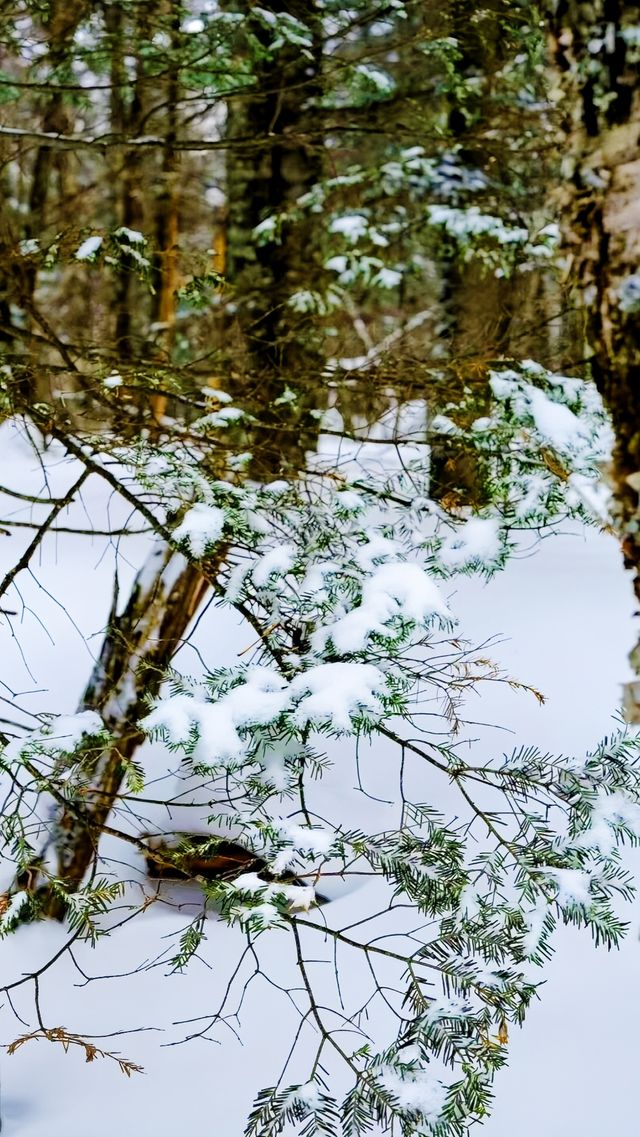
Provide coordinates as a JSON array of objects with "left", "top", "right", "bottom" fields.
[
  {"left": 41, "top": 543, "right": 210, "bottom": 918},
  {"left": 545, "top": 2, "right": 640, "bottom": 703},
  {"left": 224, "top": 0, "right": 325, "bottom": 476}
]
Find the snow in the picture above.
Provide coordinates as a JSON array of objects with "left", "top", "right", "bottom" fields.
[
  {"left": 144, "top": 668, "right": 291, "bottom": 763},
  {"left": 355, "top": 64, "right": 395, "bottom": 93},
  {"left": 114, "top": 226, "right": 145, "bottom": 244},
  {"left": 172, "top": 502, "right": 225, "bottom": 556},
  {"left": 144, "top": 692, "right": 244, "bottom": 762},
  {"left": 543, "top": 867, "right": 593, "bottom": 909},
  {"left": 427, "top": 204, "right": 529, "bottom": 245},
  {"left": 37, "top": 710, "right": 104, "bottom": 750},
  {"left": 196, "top": 406, "right": 245, "bottom": 428},
  {"left": 278, "top": 823, "right": 331, "bottom": 856},
  {"left": 314, "top": 562, "right": 449, "bottom": 654},
  {"left": 75, "top": 235, "right": 103, "bottom": 261},
  {"left": 0, "top": 422, "right": 639, "bottom": 1137},
  {"left": 228, "top": 873, "right": 316, "bottom": 914},
  {"left": 329, "top": 214, "right": 369, "bottom": 242},
  {"left": 18, "top": 239, "right": 39, "bottom": 256},
  {"left": 271, "top": 823, "right": 332, "bottom": 872},
  {"left": 379, "top": 1067, "right": 447, "bottom": 1122},
  {"left": 200, "top": 385, "right": 232, "bottom": 403},
  {"left": 526, "top": 385, "right": 584, "bottom": 451},
  {"left": 422, "top": 995, "right": 469, "bottom": 1022},
  {"left": 290, "top": 661, "right": 385, "bottom": 730},
  {"left": 439, "top": 517, "right": 502, "bottom": 568},
  {"left": 521, "top": 903, "right": 548, "bottom": 958},
  {"left": 374, "top": 266, "right": 402, "bottom": 288},
  {"left": 252, "top": 544, "right": 296, "bottom": 586},
  {"left": 288, "top": 1082, "right": 323, "bottom": 1109},
  {"left": 576, "top": 790, "right": 640, "bottom": 854}
]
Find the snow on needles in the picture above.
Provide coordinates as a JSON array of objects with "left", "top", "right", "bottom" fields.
[
  {"left": 7, "top": 710, "right": 105, "bottom": 762},
  {"left": 290, "top": 662, "right": 384, "bottom": 730},
  {"left": 172, "top": 503, "right": 226, "bottom": 556},
  {"left": 378, "top": 1066, "right": 447, "bottom": 1125},
  {"left": 314, "top": 562, "right": 449, "bottom": 653},
  {"left": 144, "top": 661, "right": 386, "bottom": 768},
  {"left": 143, "top": 667, "right": 290, "bottom": 764},
  {"left": 439, "top": 517, "right": 502, "bottom": 569}
]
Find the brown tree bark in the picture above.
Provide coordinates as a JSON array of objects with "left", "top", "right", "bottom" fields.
[
  {"left": 545, "top": 2, "right": 640, "bottom": 703},
  {"left": 41, "top": 543, "right": 210, "bottom": 918},
  {"left": 224, "top": 0, "right": 325, "bottom": 477},
  {"left": 149, "top": 0, "right": 182, "bottom": 424}
]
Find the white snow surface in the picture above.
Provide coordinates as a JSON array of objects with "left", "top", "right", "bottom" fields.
[{"left": 0, "top": 419, "right": 638, "bottom": 1136}]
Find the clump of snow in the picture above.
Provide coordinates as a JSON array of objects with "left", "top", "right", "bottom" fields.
[
  {"left": 290, "top": 662, "right": 385, "bottom": 730},
  {"left": 422, "top": 994, "right": 470, "bottom": 1023},
  {"left": 75, "top": 235, "right": 103, "bottom": 261},
  {"left": 456, "top": 882, "right": 482, "bottom": 921},
  {"left": 228, "top": 872, "right": 316, "bottom": 914},
  {"left": 196, "top": 406, "right": 246, "bottom": 429},
  {"left": 144, "top": 668, "right": 290, "bottom": 765},
  {"left": 355, "top": 63, "right": 395, "bottom": 94},
  {"left": 200, "top": 385, "right": 232, "bottom": 403},
  {"left": 172, "top": 503, "right": 226, "bottom": 557},
  {"left": 525, "top": 385, "right": 583, "bottom": 451},
  {"left": 18, "top": 239, "right": 39, "bottom": 256},
  {"left": 576, "top": 790, "right": 640, "bottom": 854},
  {"left": 261, "top": 480, "right": 290, "bottom": 496},
  {"left": 115, "top": 226, "right": 145, "bottom": 244},
  {"left": 521, "top": 903, "right": 548, "bottom": 958},
  {"left": 374, "top": 267, "right": 402, "bottom": 288},
  {"left": 271, "top": 822, "right": 332, "bottom": 873},
  {"left": 315, "top": 562, "right": 449, "bottom": 654},
  {"left": 567, "top": 472, "right": 610, "bottom": 522},
  {"left": 330, "top": 214, "right": 369, "bottom": 242},
  {"left": 253, "top": 216, "right": 277, "bottom": 243},
  {"left": 38, "top": 710, "right": 104, "bottom": 752},
  {"left": 427, "top": 204, "right": 529, "bottom": 245},
  {"left": 252, "top": 545, "right": 296, "bottom": 587},
  {"left": 288, "top": 1082, "right": 323, "bottom": 1110},
  {"left": 543, "top": 867, "right": 593, "bottom": 908},
  {"left": 144, "top": 693, "right": 244, "bottom": 763},
  {"left": 439, "top": 518, "right": 502, "bottom": 569},
  {"left": 378, "top": 1067, "right": 447, "bottom": 1123},
  {"left": 489, "top": 367, "right": 599, "bottom": 456}
]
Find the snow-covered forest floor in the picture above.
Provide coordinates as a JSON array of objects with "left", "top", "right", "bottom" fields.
[{"left": 0, "top": 422, "right": 636, "bottom": 1137}]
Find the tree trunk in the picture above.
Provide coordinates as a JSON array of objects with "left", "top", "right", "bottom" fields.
[
  {"left": 224, "top": 0, "right": 325, "bottom": 476},
  {"left": 150, "top": 0, "right": 181, "bottom": 424},
  {"left": 41, "top": 543, "right": 210, "bottom": 918},
  {"left": 545, "top": 2, "right": 640, "bottom": 703}
]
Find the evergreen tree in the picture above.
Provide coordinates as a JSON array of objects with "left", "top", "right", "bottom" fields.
[{"left": 0, "top": 4, "right": 636, "bottom": 1135}]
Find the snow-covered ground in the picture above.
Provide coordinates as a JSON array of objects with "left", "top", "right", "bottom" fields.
[{"left": 0, "top": 422, "right": 637, "bottom": 1135}]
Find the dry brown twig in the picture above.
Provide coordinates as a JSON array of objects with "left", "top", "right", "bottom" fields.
[{"left": 7, "top": 1027, "right": 144, "bottom": 1076}]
